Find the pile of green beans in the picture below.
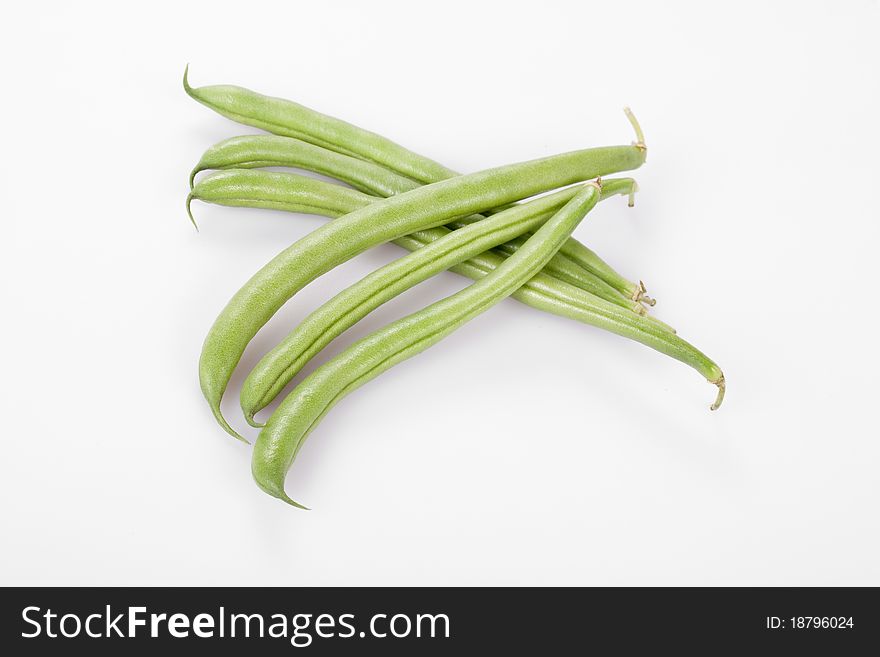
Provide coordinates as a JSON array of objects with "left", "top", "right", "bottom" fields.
[{"left": 184, "top": 68, "right": 725, "bottom": 507}]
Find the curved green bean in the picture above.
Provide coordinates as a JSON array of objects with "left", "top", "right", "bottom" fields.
[
  {"left": 240, "top": 178, "right": 638, "bottom": 426},
  {"left": 252, "top": 183, "right": 603, "bottom": 507},
  {"left": 199, "top": 143, "right": 646, "bottom": 441}
]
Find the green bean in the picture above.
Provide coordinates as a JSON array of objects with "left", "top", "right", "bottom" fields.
[
  {"left": 490, "top": 235, "right": 645, "bottom": 313},
  {"left": 184, "top": 65, "right": 454, "bottom": 184},
  {"left": 184, "top": 69, "right": 649, "bottom": 303},
  {"left": 190, "top": 133, "right": 642, "bottom": 312},
  {"left": 190, "top": 170, "right": 721, "bottom": 416},
  {"left": 252, "top": 182, "right": 603, "bottom": 507},
  {"left": 189, "top": 134, "right": 412, "bottom": 197},
  {"left": 239, "top": 178, "right": 638, "bottom": 426},
  {"left": 199, "top": 142, "right": 646, "bottom": 441},
  {"left": 187, "top": 169, "right": 369, "bottom": 221}
]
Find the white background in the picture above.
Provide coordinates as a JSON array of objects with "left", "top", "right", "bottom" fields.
[{"left": 2, "top": 0, "right": 878, "bottom": 586}]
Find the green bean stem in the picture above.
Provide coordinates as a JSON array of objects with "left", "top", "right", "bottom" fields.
[
  {"left": 239, "top": 179, "right": 638, "bottom": 426},
  {"left": 184, "top": 68, "right": 649, "bottom": 303},
  {"left": 199, "top": 143, "right": 647, "bottom": 441},
  {"left": 191, "top": 133, "right": 642, "bottom": 312},
  {"left": 253, "top": 183, "right": 603, "bottom": 507}
]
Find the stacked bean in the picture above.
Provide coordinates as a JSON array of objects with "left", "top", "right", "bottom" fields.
[{"left": 185, "top": 68, "right": 725, "bottom": 508}]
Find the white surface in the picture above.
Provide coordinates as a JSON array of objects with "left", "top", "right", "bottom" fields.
[{"left": 1, "top": 0, "right": 878, "bottom": 586}]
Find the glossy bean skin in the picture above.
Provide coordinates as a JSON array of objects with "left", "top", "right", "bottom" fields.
[
  {"left": 191, "top": 134, "right": 641, "bottom": 310},
  {"left": 252, "top": 184, "right": 603, "bottom": 507},
  {"left": 190, "top": 170, "right": 722, "bottom": 415},
  {"left": 199, "top": 144, "right": 646, "bottom": 440},
  {"left": 240, "top": 179, "right": 638, "bottom": 426}
]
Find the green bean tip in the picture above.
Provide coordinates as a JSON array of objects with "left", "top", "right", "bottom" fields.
[
  {"left": 211, "top": 405, "right": 248, "bottom": 443},
  {"left": 186, "top": 193, "right": 200, "bottom": 232},
  {"left": 709, "top": 375, "right": 726, "bottom": 411},
  {"left": 183, "top": 63, "right": 193, "bottom": 95},
  {"left": 280, "top": 494, "right": 310, "bottom": 511},
  {"left": 256, "top": 479, "right": 310, "bottom": 510}
]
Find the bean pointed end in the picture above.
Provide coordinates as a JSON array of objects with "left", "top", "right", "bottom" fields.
[
  {"left": 183, "top": 63, "right": 194, "bottom": 97},
  {"left": 211, "top": 405, "right": 249, "bottom": 443},
  {"left": 253, "top": 471, "right": 310, "bottom": 510},
  {"left": 278, "top": 493, "right": 310, "bottom": 511},
  {"left": 709, "top": 375, "right": 726, "bottom": 411},
  {"left": 186, "top": 193, "right": 199, "bottom": 232}
]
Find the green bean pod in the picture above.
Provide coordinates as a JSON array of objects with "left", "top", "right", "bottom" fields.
[
  {"left": 252, "top": 183, "right": 603, "bottom": 507},
  {"left": 188, "top": 169, "right": 492, "bottom": 260},
  {"left": 199, "top": 143, "right": 646, "bottom": 441},
  {"left": 239, "top": 179, "right": 638, "bottom": 426},
  {"left": 190, "top": 133, "right": 642, "bottom": 311},
  {"left": 190, "top": 134, "right": 414, "bottom": 196},
  {"left": 187, "top": 169, "right": 369, "bottom": 221},
  {"left": 190, "top": 171, "right": 722, "bottom": 417},
  {"left": 184, "top": 66, "right": 455, "bottom": 184}
]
